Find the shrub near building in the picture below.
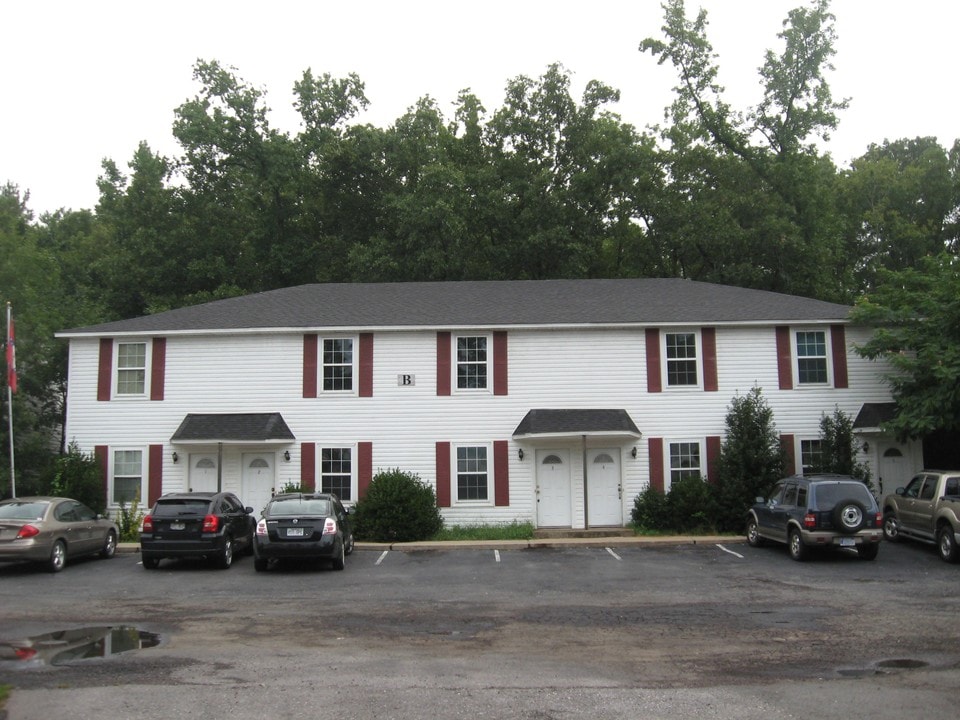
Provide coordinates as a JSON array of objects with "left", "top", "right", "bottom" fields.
[{"left": 352, "top": 469, "right": 444, "bottom": 542}]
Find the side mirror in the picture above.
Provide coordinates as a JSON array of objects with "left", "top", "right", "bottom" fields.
[
  {"left": 245, "top": 506, "right": 254, "bottom": 514},
  {"left": 895, "top": 488, "right": 905, "bottom": 496},
  {"left": 754, "top": 497, "right": 764, "bottom": 504}
]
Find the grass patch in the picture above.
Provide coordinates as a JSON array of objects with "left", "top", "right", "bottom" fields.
[
  {"left": 0, "top": 684, "right": 10, "bottom": 709},
  {"left": 432, "top": 521, "right": 535, "bottom": 541}
]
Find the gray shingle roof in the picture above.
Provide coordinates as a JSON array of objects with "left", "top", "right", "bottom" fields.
[
  {"left": 170, "top": 413, "right": 295, "bottom": 443},
  {"left": 58, "top": 278, "right": 852, "bottom": 336},
  {"left": 513, "top": 409, "right": 642, "bottom": 438}
]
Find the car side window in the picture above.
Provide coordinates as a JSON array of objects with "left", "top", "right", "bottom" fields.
[
  {"left": 55, "top": 502, "right": 79, "bottom": 522},
  {"left": 75, "top": 503, "right": 96, "bottom": 521},
  {"left": 797, "top": 486, "right": 808, "bottom": 508},
  {"left": 903, "top": 476, "right": 923, "bottom": 499},
  {"left": 781, "top": 483, "right": 799, "bottom": 507},
  {"left": 945, "top": 477, "right": 960, "bottom": 497},
  {"left": 919, "top": 478, "right": 937, "bottom": 501},
  {"left": 766, "top": 482, "right": 786, "bottom": 505}
]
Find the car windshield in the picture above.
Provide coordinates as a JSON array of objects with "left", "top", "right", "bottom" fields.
[
  {"left": 812, "top": 482, "right": 874, "bottom": 510},
  {"left": 0, "top": 501, "right": 49, "bottom": 520},
  {"left": 268, "top": 499, "right": 331, "bottom": 517},
  {"left": 153, "top": 500, "right": 211, "bottom": 517}
]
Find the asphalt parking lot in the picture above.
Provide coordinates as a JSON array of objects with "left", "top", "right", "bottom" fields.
[{"left": 2, "top": 538, "right": 959, "bottom": 719}]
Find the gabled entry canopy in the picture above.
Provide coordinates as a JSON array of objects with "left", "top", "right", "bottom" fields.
[
  {"left": 513, "top": 409, "right": 641, "bottom": 441},
  {"left": 852, "top": 402, "right": 897, "bottom": 433},
  {"left": 171, "top": 413, "right": 295, "bottom": 444}
]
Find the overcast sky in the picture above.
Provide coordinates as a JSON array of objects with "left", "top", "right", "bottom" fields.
[{"left": 3, "top": 0, "right": 957, "bottom": 216}]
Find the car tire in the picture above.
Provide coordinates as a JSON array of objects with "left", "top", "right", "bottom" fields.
[
  {"left": 746, "top": 517, "right": 765, "bottom": 547},
  {"left": 344, "top": 532, "right": 355, "bottom": 556},
  {"left": 857, "top": 543, "right": 879, "bottom": 561},
  {"left": 141, "top": 554, "right": 159, "bottom": 569},
  {"left": 832, "top": 500, "right": 866, "bottom": 535},
  {"left": 100, "top": 530, "right": 117, "bottom": 559},
  {"left": 332, "top": 541, "right": 345, "bottom": 571},
  {"left": 48, "top": 539, "right": 67, "bottom": 573},
  {"left": 882, "top": 513, "right": 900, "bottom": 542},
  {"left": 216, "top": 537, "right": 234, "bottom": 569},
  {"left": 937, "top": 525, "right": 960, "bottom": 563},
  {"left": 788, "top": 528, "right": 808, "bottom": 561},
  {"left": 254, "top": 557, "right": 268, "bottom": 572}
]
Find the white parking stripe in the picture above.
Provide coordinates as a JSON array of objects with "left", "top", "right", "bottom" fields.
[
  {"left": 494, "top": 549, "right": 501, "bottom": 563},
  {"left": 717, "top": 544, "right": 744, "bottom": 559},
  {"left": 605, "top": 547, "right": 622, "bottom": 561},
  {"left": 375, "top": 550, "right": 389, "bottom": 565}
]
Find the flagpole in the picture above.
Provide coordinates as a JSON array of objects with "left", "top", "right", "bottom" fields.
[{"left": 6, "top": 302, "right": 14, "bottom": 498}]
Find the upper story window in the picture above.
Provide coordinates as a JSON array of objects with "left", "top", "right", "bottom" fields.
[
  {"left": 116, "top": 342, "right": 146, "bottom": 395},
  {"left": 795, "top": 331, "right": 828, "bottom": 385},
  {"left": 323, "top": 338, "right": 354, "bottom": 392},
  {"left": 456, "top": 445, "right": 489, "bottom": 501},
  {"left": 669, "top": 441, "right": 701, "bottom": 484},
  {"left": 665, "top": 332, "right": 699, "bottom": 387},
  {"left": 320, "top": 447, "right": 353, "bottom": 501},
  {"left": 457, "top": 335, "right": 488, "bottom": 390}
]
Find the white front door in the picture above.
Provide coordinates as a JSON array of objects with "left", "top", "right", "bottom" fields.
[
  {"left": 587, "top": 449, "right": 622, "bottom": 526},
  {"left": 878, "top": 445, "right": 910, "bottom": 498},
  {"left": 242, "top": 453, "right": 275, "bottom": 516},
  {"left": 537, "top": 450, "right": 571, "bottom": 527},
  {"left": 189, "top": 455, "right": 218, "bottom": 493}
]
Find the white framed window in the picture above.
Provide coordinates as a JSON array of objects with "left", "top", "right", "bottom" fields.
[
  {"left": 116, "top": 341, "right": 148, "bottom": 396},
  {"left": 455, "top": 334, "right": 490, "bottom": 391},
  {"left": 111, "top": 449, "right": 145, "bottom": 507},
  {"left": 320, "top": 446, "right": 355, "bottom": 501},
  {"left": 321, "top": 337, "right": 355, "bottom": 393},
  {"left": 663, "top": 331, "right": 700, "bottom": 388},
  {"left": 800, "top": 439, "right": 824, "bottom": 474},
  {"left": 455, "top": 443, "right": 490, "bottom": 503},
  {"left": 794, "top": 329, "right": 829, "bottom": 385},
  {"left": 668, "top": 441, "right": 702, "bottom": 486}
]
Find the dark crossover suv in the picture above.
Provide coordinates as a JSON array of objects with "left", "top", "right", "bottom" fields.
[
  {"left": 253, "top": 493, "right": 354, "bottom": 571},
  {"left": 139, "top": 491, "right": 255, "bottom": 569},
  {"left": 746, "top": 474, "right": 883, "bottom": 561}
]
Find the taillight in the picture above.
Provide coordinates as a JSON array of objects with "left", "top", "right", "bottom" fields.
[
  {"left": 142, "top": 515, "right": 154, "bottom": 532},
  {"left": 874, "top": 512, "right": 883, "bottom": 528},
  {"left": 14, "top": 647, "right": 37, "bottom": 661},
  {"left": 256, "top": 518, "right": 267, "bottom": 536},
  {"left": 323, "top": 518, "right": 337, "bottom": 535},
  {"left": 202, "top": 515, "right": 219, "bottom": 533},
  {"left": 15, "top": 524, "right": 40, "bottom": 539},
  {"left": 803, "top": 513, "right": 817, "bottom": 529}
]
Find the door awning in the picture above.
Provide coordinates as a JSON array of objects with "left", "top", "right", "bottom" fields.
[
  {"left": 853, "top": 403, "right": 897, "bottom": 433},
  {"left": 513, "top": 409, "right": 641, "bottom": 441},
  {"left": 171, "top": 413, "right": 296, "bottom": 445}
]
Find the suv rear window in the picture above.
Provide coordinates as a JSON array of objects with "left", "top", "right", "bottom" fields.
[
  {"left": 269, "top": 499, "right": 332, "bottom": 516},
  {"left": 811, "top": 482, "right": 874, "bottom": 510},
  {"left": 153, "top": 499, "right": 211, "bottom": 516}
]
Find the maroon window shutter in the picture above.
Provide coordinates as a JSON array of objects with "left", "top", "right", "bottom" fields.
[
  {"left": 648, "top": 437, "right": 664, "bottom": 493},
  {"left": 831, "top": 325, "right": 848, "bottom": 389},
  {"left": 150, "top": 338, "right": 166, "bottom": 401},
  {"left": 359, "top": 333, "right": 374, "bottom": 397},
  {"left": 645, "top": 329, "right": 662, "bottom": 393},
  {"left": 95, "top": 445, "right": 109, "bottom": 501},
  {"left": 780, "top": 434, "right": 796, "bottom": 474},
  {"left": 358, "top": 442, "right": 373, "bottom": 499},
  {"left": 493, "top": 331, "right": 508, "bottom": 396},
  {"left": 435, "top": 442, "right": 451, "bottom": 507},
  {"left": 437, "top": 332, "right": 451, "bottom": 396},
  {"left": 706, "top": 436, "right": 722, "bottom": 485},
  {"left": 702, "top": 327, "right": 718, "bottom": 392},
  {"left": 775, "top": 326, "right": 793, "bottom": 390},
  {"left": 148, "top": 445, "right": 163, "bottom": 506},
  {"left": 301, "top": 443, "right": 316, "bottom": 491},
  {"left": 302, "top": 334, "right": 318, "bottom": 398},
  {"left": 493, "top": 440, "right": 509, "bottom": 506},
  {"left": 97, "top": 339, "right": 113, "bottom": 401}
]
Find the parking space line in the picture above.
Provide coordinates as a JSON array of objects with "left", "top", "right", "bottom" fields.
[
  {"left": 375, "top": 550, "right": 389, "bottom": 565},
  {"left": 605, "top": 547, "right": 622, "bottom": 561},
  {"left": 716, "top": 544, "right": 744, "bottom": 559},
  {"left": 494, "top": 550, "right": 501, "bottom": 563}
]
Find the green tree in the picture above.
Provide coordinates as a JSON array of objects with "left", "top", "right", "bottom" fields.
[{"left": 815, "top": 407, "right": 872, "bottom": 489}]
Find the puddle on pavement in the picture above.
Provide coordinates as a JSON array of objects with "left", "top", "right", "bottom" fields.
[
  {"left": 0, "top": 626, "right": 161, "bottom": 667},
  {"left": 837, "top": 658, "right": 930, "bottom": 677}
]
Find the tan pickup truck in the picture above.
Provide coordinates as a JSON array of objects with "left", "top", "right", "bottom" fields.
[{"left": 881, "top": 470, "right": 960, "bottom": 563}]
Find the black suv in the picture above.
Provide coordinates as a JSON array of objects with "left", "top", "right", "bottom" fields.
[
  {"left": 140, "top": 491, "right": 255, "bottom": 569},
  {"left": 253, "top": 492, "right": 354, "bottom": 571},
  {"left": 746, "top": 474, "right": 882, "bottom": 561}
]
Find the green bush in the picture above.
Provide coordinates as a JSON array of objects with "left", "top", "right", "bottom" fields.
[
  {"left": 632, "top": 476, "right": 717, "bottom": 534},
  {"left": 631, "top": 484, "right": 671, "bottom": 531},
  {"left": 115, "top": 493, "right": 144, "bottom": 542},
  {"left": 50, "top": 442, "right": 106, "bottom": 515},
  {"left": 352, "top": 468, "right": 443, "bottom": 542}
]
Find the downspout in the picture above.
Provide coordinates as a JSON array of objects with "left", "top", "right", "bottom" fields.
[
  {"left": 582, "top": 434, "right": 589, "bottom": 528},
  {"left": 217, "top": 442, "right": 223, "bottom": 492}
]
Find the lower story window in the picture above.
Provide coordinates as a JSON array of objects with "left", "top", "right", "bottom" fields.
[
  {"left": 669, "top": 442, "right": 701, "bottom": 484},
  {"left": 321, "top": 447, "right": 352, "bottom": 501},
  {"left": 457, "top": 446, "right": 488, "bottom": 501},
  {"left": 800, "top": 439, "right": 823, "bottom": 475},
  {"left": 113, "top": 450, "right": 143, "bottom": 505}
]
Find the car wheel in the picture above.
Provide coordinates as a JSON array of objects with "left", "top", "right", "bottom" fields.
[
  {"left": 937, "top": 525, "right": 960, "bottom": 563},
  {"left": 216, "top": 538, "right": 234, "bottom": 569},
  {"left": 788, "top": 528, "right": 808, "bottom": 561},
  {"left": 254, "top": 557, "right": 268, "bottom": 572},
  {"left": 48, "top": 540, "right": 67, "bottom": 573},
  {"left": 882, "top": 513, "right": 900, "bottom": 542},
  {"left": 344, "top": 531, "right": 355, "bottom": 556},
  {"left": 141, "top": 554, "right": 160, "bottom": 569},
  {"left": 832, "top": 500, "right": 866, "bottom": 534},
  {"left": 100, "top": 530, "right": 117, "bottom": 559},
  {"left": 857, "top": 543, "right": 879, "bottom": 561},
  {"left": 746, "top": 517, "right": 765, "bottom": 547},
  {"left": 332, "top": 541, "right": 345, "bottom": 571}
]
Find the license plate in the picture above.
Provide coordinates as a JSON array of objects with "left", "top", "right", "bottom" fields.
[
  {"left": 839, "top": 537, "right": 855, "bottom": 547},
  {"left": 170, "top": 522, "right": 185, "bottom": 531},
  {"left": 286, "top": 527, "right": 304, "bottom": 537}
]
